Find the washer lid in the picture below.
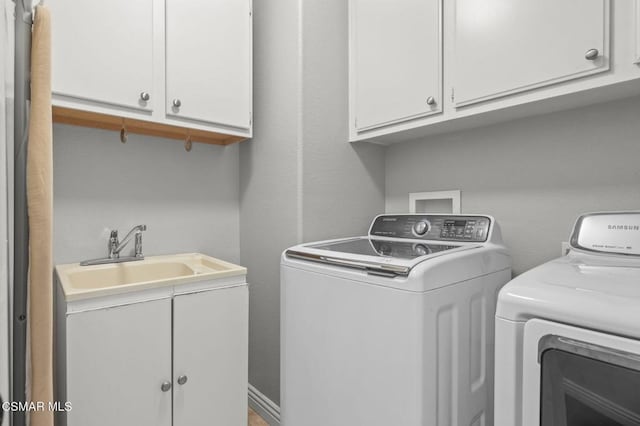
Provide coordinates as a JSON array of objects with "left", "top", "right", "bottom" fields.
[
  {"left": 286, "top": 237, "right": 481, "bottom": 277},
  {"left": 497, "top": 254, "right": 640, "bottom": 339},
  {"left": 309, "top": 238, "right": 461, "bottom": 259}
]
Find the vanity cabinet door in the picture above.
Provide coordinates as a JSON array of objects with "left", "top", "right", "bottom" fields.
[
  {"left": 349, "top": 0, "right": 442, "bottom": 136},
  {"left": 454, "top": 0, "right": 609, "bottom": 106},
  {"left": 50, "top": 0, "right": 155, "bottom": 112},
  {"left": 65, "top": 298, "right": 172, "bottom": 426},
  {"left": 165, "top": 0, "right": 253, "bottom": 130},
  {"left": 172, "top": 285, "right": 249, "bottom": 426}
]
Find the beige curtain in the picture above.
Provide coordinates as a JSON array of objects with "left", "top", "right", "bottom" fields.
[{"left": 27, "top": 5, "right": 53, "bottom": 426}]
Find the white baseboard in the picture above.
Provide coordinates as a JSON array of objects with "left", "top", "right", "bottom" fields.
[{"left": 248, "top": 384, "right": 281, "bottom": 425}]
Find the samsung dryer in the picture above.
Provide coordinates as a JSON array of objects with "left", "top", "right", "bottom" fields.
[
  {"left": 495, "top": 211, "right": 640, "bottom": 426},
  {"left": 281, "top": 214, "right": 511, "bottom": 426}
]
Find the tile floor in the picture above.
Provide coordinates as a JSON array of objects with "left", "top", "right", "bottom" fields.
[{"left": 248, "top": 407, "right": 269, "bottom": 426}]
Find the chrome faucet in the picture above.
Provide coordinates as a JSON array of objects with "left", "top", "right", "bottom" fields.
[
  {"left": 80, "top": 224, "right": 147, "bottom": 266},
  {"left": 109, "top": 224, "right": 147, "bottom": 259}
]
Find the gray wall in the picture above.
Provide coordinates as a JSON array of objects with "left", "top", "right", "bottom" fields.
[
  {"left": 240, "top": 0, "right": 302, "bottom": 405},
  {"left": 53, "top": 124, "right": 240, "bottom": 265},
  {"left": 241, "top": 0, "right": 386, "bottom": 405},
  {"left": 386, "top": 96, "right": 640, "bottom": 275},
  {"left": 301, "top": 1, "right": 386, "bottom": 242}
]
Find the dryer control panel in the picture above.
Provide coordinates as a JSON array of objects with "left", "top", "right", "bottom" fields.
[
  {"left": 570, "top": 212, "right": 640, "bottom": 256},
  {"left": 369, "top": 215, "right": 491, "bottom": 242}
]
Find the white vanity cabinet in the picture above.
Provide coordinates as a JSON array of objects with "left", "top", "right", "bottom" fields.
[
  {"left": 453, "top": 0, "right": 609, "bottom": 107},
  {"left": 349, "top": 0, "right": 442, "bottom": 137},
  {"left": 56, "top": 279, "right": 248, "bottom": 426},
  {"left": 49, "top": 0, "right": 253, "bottom": 143}
]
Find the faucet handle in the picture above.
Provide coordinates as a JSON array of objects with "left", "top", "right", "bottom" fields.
[
  {"left": 109, "top": 230, "right": 119, "bottom": 259},
  {"left": 134, "top": 231, "right": 144, "bottom": 258}
]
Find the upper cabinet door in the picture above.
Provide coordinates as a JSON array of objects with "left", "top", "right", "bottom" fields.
[
  {"left": 50, "top": 0, "right": 154, "bottom": 111},
  {"left": 350, "top": 0, "right": 442, "bottom": 133},
  {"left": 166, "top": 0, "right": 252, "bottom": 130},
  {"left": 454, "top": 0, "right": 610, "bottom": 107},
  {"left": 172, "top": 286, "right": 249, "bottom": 426}
]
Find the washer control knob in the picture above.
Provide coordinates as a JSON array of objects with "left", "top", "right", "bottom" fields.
[
  {"left": 414, "top": 244, "right": 431, "bottom": 256},
  {"left": 413, "top": 220, "right": 430, "bottom": 236}
]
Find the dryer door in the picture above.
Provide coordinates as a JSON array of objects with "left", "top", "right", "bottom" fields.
[{"left": 521, "top": 319, "right": 640, "bottom": 426}]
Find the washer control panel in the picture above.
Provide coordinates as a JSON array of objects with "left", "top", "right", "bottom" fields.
[{"left": 370, "top": 215, "right": 491, "bottom": 242}]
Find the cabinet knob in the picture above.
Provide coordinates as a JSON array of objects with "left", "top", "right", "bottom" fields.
[
  {"left": 172, "top": 99, "right": 182, "bottom": 108},
  {"left": 160, "top": 381, "right": 172, "bottom": 392},
  {"left": 426, "top": 96, "right": 436, "bottom": 106},
  {"left": 177, "top": 375, "right": 188, "bottom": 385},
  {"left": 140, "top": 92, "right": 150, "bottom": 102},
  {"left": 585, "top": 48, "right": 599, "bottom": 61}
]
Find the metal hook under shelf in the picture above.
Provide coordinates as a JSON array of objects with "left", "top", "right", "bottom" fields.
[
  {"left": 120, "top": 121, "right": 128, "bottom": 144},
  {"left": 184, "top": 134, "right": 192, "bottom": 152}
]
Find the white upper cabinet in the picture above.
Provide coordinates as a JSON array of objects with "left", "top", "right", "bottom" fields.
[
  {"left": 50, "top": 0, "right": 154, "bottom": 112},
  {"left": 166, "top": 0, "right": 252, "bottom": 130},
  {"left": 349, "top": 0, "right": 441, "bottom": 135},
  {"left": 349, "top": 0, "right": 640, "bottom": 144},
  {"left": 454, "top": 0, "right": 610, "bottom": 107},
  {"left": 50, "top": 0, "right": 253, "bottom": 142}
]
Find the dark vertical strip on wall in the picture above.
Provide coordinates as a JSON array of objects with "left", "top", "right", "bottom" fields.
[{"left": 13, "top": 1, "right": 31, "bottom": 425}]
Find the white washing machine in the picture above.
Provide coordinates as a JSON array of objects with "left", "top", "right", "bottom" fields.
[
  {"left": 281, "top": 214, "right": 511, "bottom": 426},
  {"left": 495, "top": 211, "right": 640, "bottom": 426}
]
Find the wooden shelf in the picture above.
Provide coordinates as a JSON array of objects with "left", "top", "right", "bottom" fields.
[{"left": 52, "top": 106, "right": 248, "bottom": 146}]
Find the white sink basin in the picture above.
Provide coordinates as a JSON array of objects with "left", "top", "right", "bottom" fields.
[{"left": 56, "top": 253, "right": 246, "bottom": 301}]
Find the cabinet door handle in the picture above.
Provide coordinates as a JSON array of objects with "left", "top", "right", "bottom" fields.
[
  {"left": 160, "top": 381, "right": 172, "bottom": 392},
  {"left": 177, "top": 375, "right": 188, "bottom": 385},
  {"left": 426, "top": 96, "right": 436, "bottom": 106},
  {"left": 585, "top": 48, "right": 599, "bottom": 60},
  {"left": 172, "top": 99, "right": 182, "bottom": 108},
  {"left": 140, "top": 92, "right": 150, "bottom": 102}
]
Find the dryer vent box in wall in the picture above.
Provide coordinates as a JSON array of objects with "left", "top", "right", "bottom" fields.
[{"left": 410, "top": 190, "right": 461, "bottom": 214}]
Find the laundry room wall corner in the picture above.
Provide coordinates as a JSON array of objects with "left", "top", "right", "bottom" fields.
[
  {"left": 240, "top": 0, "right": 386, "bottom": 407},
  {"left": 240, "top": 0, "right": 303, "bottom": 407},
  {"left": 300, "top": 0, "right": 386, "bottom": 243}
]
